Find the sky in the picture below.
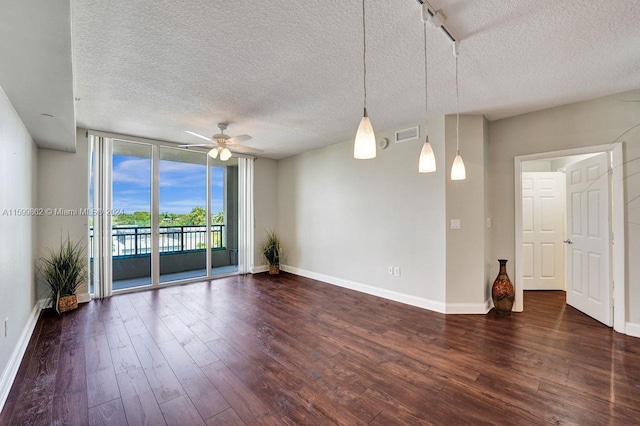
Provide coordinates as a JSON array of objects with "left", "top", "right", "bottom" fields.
[{"left": 110, "top": 154, "right": 225, "bottom": 215}]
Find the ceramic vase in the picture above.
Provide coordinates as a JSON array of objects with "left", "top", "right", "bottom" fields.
[{"left": 492, "top": 259, "right": 515, "bottom": 315}]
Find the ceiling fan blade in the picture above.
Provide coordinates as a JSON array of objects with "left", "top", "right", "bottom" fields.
[
  {"left": 226, "top": 134, "right": 252, "bottom": 145},
  {"left": 177, "top": 143, "right": 213, "bottom": 148},
  {"left": 228, "top": 144, "right": 264, "bottom": 154},
  {"left": 185, "top": 130, "right": 212, "bottom": 141}
]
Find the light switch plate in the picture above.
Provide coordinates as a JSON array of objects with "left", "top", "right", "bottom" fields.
[{"left": 451, "top": 219, "right": 461, "bottom": 229}]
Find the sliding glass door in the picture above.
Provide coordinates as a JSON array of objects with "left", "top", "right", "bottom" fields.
[
  {"left": 111, "top": 140, "right": 152, "bottom": 291},
  {"left": 159, "top": 147, "right": 208, "bottom": 283},
  {"left": 211, "top": 160, "right": 239, "bottom": 276},
  {"left": 89, "top": 135, "right": 241, "bottom": 296}
]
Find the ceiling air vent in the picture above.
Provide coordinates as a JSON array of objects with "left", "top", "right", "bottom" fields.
[{"left": 395, "top": 126, "right": 419, "bottom": 144}]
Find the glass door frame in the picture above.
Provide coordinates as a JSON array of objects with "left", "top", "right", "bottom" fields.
[{"left": 89, "top": 131, "right": 245, "bottom": 297}]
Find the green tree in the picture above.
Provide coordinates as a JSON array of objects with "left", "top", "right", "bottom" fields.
[
  {"left": 180, "top": 206, "right": 207, "bottom": 226},
  {"left": 113, "top": 211, "right": 151, "bottom": 227},
  {"left": 212, "top": 211, "right": 224, "bottom": 224}
]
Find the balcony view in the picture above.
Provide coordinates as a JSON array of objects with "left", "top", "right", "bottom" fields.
[{"left": 89, "top": 140, "right": 239, "bottom": 293}]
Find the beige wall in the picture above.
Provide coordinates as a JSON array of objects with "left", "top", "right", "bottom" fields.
[
  {"left": 0, "top": 87, "right": 38, "bottom": 390},
  {"left": 36, "top": 129, "right": 89, "bottom": 300},
  {"left": 490, "top": 90, "right": 640, "bottom": 324},
  {"left": 253, "top": 157, "right": 278, "bottom": 270},
  {"left": 277, "top": 121, "right": 448, "bottom": 306},
  {"left": 444, "top": 115, "right": 491, "bottom": 307},
  {"left": 483, "top": 116, "right": 492, "bottom": 302}
]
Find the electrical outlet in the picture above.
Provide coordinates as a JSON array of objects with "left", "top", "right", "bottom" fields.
[
  {"left": 388, "top": 266, "right": 393, "bottom": 275},
  {"left": 393, "top": 267, "right": 401, "bottom": 277},
  {"left": 486, "top": 218, "right": 492, "bottom": 228},
  {"left": 451, "top": 219, "right": 461, "bottom": 229}
]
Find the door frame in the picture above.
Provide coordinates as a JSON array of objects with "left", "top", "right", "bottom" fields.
[
  {"left": 514, "top": 143, "right": 625, "bottom": 333},
  {"left": 89, "top": 130, "right": 252, "bottom": 296}
]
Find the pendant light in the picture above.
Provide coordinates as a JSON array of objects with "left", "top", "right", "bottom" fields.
[
  {"left": 418, "top": 16, "right": 436, "bottom": 173},
  {"left": 353, "top": 0, "right": 376, "bottom": 159},
  {"left": 451, "top": 41, "right": 466, "bottom": 180}
]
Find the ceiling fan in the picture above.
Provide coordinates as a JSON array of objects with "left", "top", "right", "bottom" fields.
[{"left": 179, "top": 122, "right": 263, "bottom": 160}]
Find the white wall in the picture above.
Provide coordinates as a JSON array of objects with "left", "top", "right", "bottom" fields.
[
  {"left": 253, "top": 157, "right": 278, "bottom": 270},
  {"left": 0, "top": 87, "right": 38, "bottom": 394},
  {"left": 490, "top": 89, "right": 640, "bottom": 324},
  {"left": 36, "top": 128, "right": 89, "bottom": 300},
  {"left": 277, "top": 122, "right": 447, "bottom": 307}
]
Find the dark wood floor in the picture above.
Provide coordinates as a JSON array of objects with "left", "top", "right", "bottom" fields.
[{"left": 2, "top": 273, "right": 640, "bottom": 425}]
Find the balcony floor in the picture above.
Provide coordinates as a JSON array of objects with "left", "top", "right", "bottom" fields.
[{"left": 113, "top": 265, "right": 238, "bottom": 291}]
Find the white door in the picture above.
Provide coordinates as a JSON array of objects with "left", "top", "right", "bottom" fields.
[
  {"left": 565, "top": 153, "right": 612, "bottom": 326},
  {"left": 522, "top": 173, "right": 566, "bottom": 290}
]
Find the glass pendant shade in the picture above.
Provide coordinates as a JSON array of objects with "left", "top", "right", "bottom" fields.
[
  {"left": 418, "top": 137, "right": 436, "bottom": 173},
  {"left": 451, "top": 153, "right": 466, "bottom": 180},
  {"left": 208, "top": 147, "right": 219, "bottom": 159},
  {"left": 354, "top": 109, "right": 376, "bottom": 159},
  {"left": 219, "top": 147, "right": 232, "bottom": 161}
]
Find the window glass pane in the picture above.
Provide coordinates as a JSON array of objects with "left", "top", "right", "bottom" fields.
[
  {"left": 111, "top": 140, "right": 152, "bottom": 290},
  {"left": 159, "top": 147, "right": 207, "bottom": 283}
]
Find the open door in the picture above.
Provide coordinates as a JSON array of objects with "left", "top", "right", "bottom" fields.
[
  {"left": 522, "top": 172, "right": 566, "bottom": 290},
  {"left": 565, "top": 153, "right": 612, "bottom": 326}
]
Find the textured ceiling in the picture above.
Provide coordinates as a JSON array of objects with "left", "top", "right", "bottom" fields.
[
  {"left": 71, "top": 0, "right": 640, "bottom": 159},
  {"left": 0, "top": 0, "right": 76, "bottom": 151}
]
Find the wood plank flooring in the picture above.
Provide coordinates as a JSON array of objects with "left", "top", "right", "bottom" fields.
[{"left": 2, "top": 272, "right": 640, "bottom": 425}]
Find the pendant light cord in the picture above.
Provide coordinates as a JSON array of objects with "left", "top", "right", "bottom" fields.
[
  {"left": 455, "top": 48, "right": 460, "bottom": 153},
  {"left": 423, "top": 22, "right": 428, "bottom": 120},
  {"left": 362, "top": 0, "right": 367, "bottom": 111}
]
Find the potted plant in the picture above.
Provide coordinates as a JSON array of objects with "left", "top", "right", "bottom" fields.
[
  {"left": 261, "top": 229, "right": 282, "bottom": 275},
  {"left": 38, "top": 235, "right": 88, "bottom": 314}
]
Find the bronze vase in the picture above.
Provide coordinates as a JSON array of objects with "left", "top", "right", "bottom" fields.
[{"left": 492, "top": 259, "right": 515, "bottom": 315}]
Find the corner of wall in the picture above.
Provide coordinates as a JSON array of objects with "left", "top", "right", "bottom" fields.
[
  {"left": 253, "top": 157, "right": 279, "bottom": 269},
  {"left": 36, "top": 128, "right": 89, "bottom": 300},
  {"left": 445, "top": 115, "right": 491, "bottom": 307}
]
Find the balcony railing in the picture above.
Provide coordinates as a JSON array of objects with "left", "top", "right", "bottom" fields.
[{"left": 89, "top": 225, "right": 225, "bottom": 258}]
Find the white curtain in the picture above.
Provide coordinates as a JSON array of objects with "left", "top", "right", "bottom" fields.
[{"left": 237, "top": 157, "right": 254, "bottom": 274}]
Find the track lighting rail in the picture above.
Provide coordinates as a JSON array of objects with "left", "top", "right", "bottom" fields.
[{"left": 415, "top": 0, "right": 457, "bottom": 42}]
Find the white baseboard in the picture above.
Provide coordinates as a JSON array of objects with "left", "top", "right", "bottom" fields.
[
  {"left": 281, "top": 265, "right": 453, "bottom": 314},
  {"left": 0, "top": 301, "right": 43, "bottom": 412},
  {"left": 446, "top": 299, "right": 492, "bottom": 314},
  {"left": 251, "top": 265, "right": 269, "bottom": 274},
  {"left": 625, "top": 322, "right": 640, "bottom": 339},
  {"left": 77, "top": 292, "right": 91, "bottom": 304}
]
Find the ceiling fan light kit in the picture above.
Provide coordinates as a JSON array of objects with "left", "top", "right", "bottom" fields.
[
  {"left": 181, "top": 122, "right": 262, "bottom": 161},
  {"left": 219, "top": 147, "right": 232, "bottom": 161}
]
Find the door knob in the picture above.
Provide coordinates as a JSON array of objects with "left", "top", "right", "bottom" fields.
[{"left": 563, "top": 239, "right": 573, "bottom": 244}]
